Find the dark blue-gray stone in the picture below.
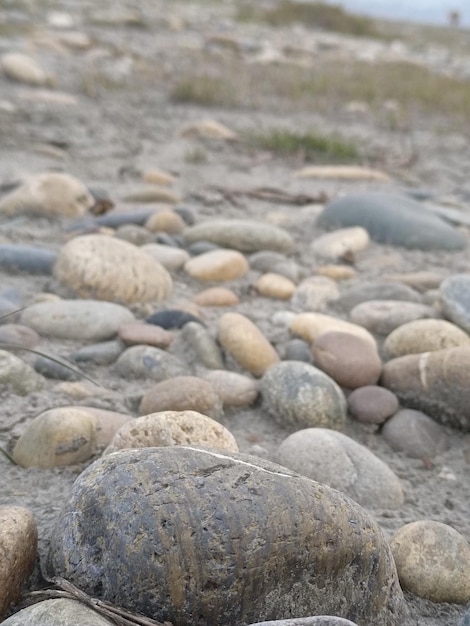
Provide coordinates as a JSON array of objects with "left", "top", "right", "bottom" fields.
[
  {"left": 45, "top": 446, "right": 405, "bottom": 626},
  {"left": 0, "top": 245, "right": 57, "bottom": 274},
  {"left": 317, "top": 193, "right": 467, "bottom": 251},
  {"left": 460, "top": 609, "right": 470, "bottom": 626},
  {"left": 33, "top": 355, "right": 81, "bottom": 381},
  {"left": 146, "top": 309, "right": 203, "bottom": 329},
  {"left": 440, "top": 274, "right": 470, "bottom": 333}
]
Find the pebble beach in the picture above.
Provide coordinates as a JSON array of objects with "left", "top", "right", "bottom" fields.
[{"left": 1, "top": 1, "right": 470, "bottom": 625}]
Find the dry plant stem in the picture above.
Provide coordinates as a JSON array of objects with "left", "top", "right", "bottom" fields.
[{"left": 25, "top": 577, "right": 173, "bottom": 626}]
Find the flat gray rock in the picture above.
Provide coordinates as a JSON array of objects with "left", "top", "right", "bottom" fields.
[
  {"left": 0, "top": 244, "right": 57, "bottom": 274},
  {"left": 2, "top": 599, "right": 114, "bottom": 625},
  {"left": 317, "top": 192, "right": 467, "bottom": 251}
]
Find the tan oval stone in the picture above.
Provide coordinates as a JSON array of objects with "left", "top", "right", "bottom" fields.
[
  {"left": 390, "top": 520, "right": 470, "bottom": 603},
  {"left": 192, "top": 287, "right": 240, "bottom": 307},
  {"left": 118, "top": 322, "right": 174, "bottom": 348},
  {"left": 142, "top": 169, "right": 176, "bottom": 186},
  {"left": 203, "top": 370, "right": 259, "bottom": 407},
  {"left": 384, "top": 319, "right": 470, "bottom": 358},
  {"left": 185, "top": 249, "right": 249, "bottom": 281},
  {"left": 54, "top": 234, "right": 173, "bottom": 304},
  {"left": 105, "top": 410, "right": 238, "bottom": 454},
  {"left": 290, "top": 313, "right": 376, "bottom": 346},
  {"left": 141, "top": 243, "right": 190, "bottom": 271},
  {"left": 315, "top": 265, "right": 358, "bottom": 280},
  {"left": 1, "top": 52, "right": 54, "bottom": 86},
  {"left": 0, "top": 172, "right": 94, "bottom": 218},
  {"left": 122, "top": 186, "right": 181, "bottom": 204},
  {"left": 311, "top": 227, "right": 370, "bottom": 259},
  {"left": 73, "top": 406, "right": 133, "bottom": 448},
  {"left": 139, "top": 376, "right": 223, "bottom": 419},
  {"left": 179, "top": 119, "right": 238, "bottom": 140},
  {"left": 255, "top": 273, "right": 295, "bottom": 300},
  {"left": 145, "top": 209, "right": 186, "bottom": 234},
  {"left": 218, "top": 312, "right": 280, "bottom": 376},
  {"left": 0, "top": 506, "right": 37, "bottom": 619},
  {"left": 12, "top": 407, "right": 98, "bottom": 468}
]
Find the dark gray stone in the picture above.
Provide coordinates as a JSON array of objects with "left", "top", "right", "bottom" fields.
[
  {"left": 0, "top": 244, "right": 57, "bottom": 274},
  {"left": 45, "top": 447, "right": 405, "bottom": 626},
  {"left": 114, "top": 345, "right": 189, "bottom": 380},
  {"left": 283, "top": 339, "right": 312, "bottom": 363},
  {"left": 72, "top": 340, "right": 125, "bottom": 365},
  {"left": 34, "top": 355, "right": 81, "bottom": 381},
  {"left": 440, "top": 274, "right": 470, "bottom": 333},
  {"left": 146, "top": 309, "right": 203, "bottom": 329},
  {"left": 381, "top": 409, "right": 449, "bottom": 459},
  {"left": 317, "top": 193, "right": 466, "bottom": 251}
]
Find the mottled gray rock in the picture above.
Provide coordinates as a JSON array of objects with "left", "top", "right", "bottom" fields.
[
  {"left": 1, "top": 599, "right": 115, "bottom": 625},
  {"left": 336, "top": 281, "right": 421, "bottom": 311},
  {"left": 0, "top": 350, "right": 45, "bottom": 394},
  {"left": 277, "top": 428, "right": 404, "bottom": 509},
  {"left": 283, "top": 339, "right": 312, "bottom": 363},
  {"left": 440, "top": 274, "right": 470, "bottom": 333},
  {"left": 72, "top": 339, "right": 125, "bottom": 365},
  {"left": 21, "top": 300, "right": 135, "bottom": 341},
  {"left": 46, "top": 447, "right": 405, "bottom": 626},
  {"left": 114, "top": 345, "right": 188, "bottom": 381},
  {"left": 350, "top": 300, "right": 439, "bottom": 336},
  {"left": 0, "top": 244, "right": 57, "bottom": 274},
  {"left": 317, "top": 192, "right": 466, "bottom": 250},
  {"left": 384, "top": 319, "right": 470, "bottom": 358},
  {"left": 382, "top": 409, "right": 449, "bottom": 459},
  {"left": 33, "top": 355, "right": 81, "bottom": 381},
  {"left": 184, "top": 219, "right": 294, "bottom": 253},
  {"left": 261, "top": 361, "right": 346, "bottom": 430},
  {"left": 181, "top": 321, "right": 224, "bottom": 369},
  {"left": 381, "top": 347, "right": 470, "bottom": 430}
]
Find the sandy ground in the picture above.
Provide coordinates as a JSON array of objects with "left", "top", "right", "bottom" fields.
[{"left": 1, "top": 1, "right": 470, "bottom": 624}]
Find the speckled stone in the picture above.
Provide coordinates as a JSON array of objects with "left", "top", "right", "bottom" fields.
[
  {"left": 348, "top": 386, "right": 399, "bottom": 424},
  {"left": 217, "top": 313, "right": 280, "bottom": 376},
  {"left": 381, "top": 409, "right": 449, "bottom": 459},
  {"left": 277, "top": 428, "right": 403, "bottom": 509},
  {"left": 0, "top": 506, "right": 37, "bottom": 620},
  {"left": 114, "top": 345, "right": 188, "bottom": 381},
  {"left": 350, "top": 300, "right": 439, "bottom": 336},
  {"left": 54, "top": 234, "right": 173, "bottom": 304},
  {"left": 184, "top": 219, "right": 294, "bottom": 254},
  {"left": 184, "top": 249, "right": 249, "bottom": 281},
  {"left": 139, "top": 376, "right": 223, "bottom": 418},
  {"left": 312, "top": 331, "right": 382, "bottom": 389},
  {"left": 45, "top": 446, "right": 405, "bottom": 626},
  {"left": 105, "top": 410, "right": 237, "bottom": 454},
  {"left": 384, "top": 319, "right": 470, "bottom": 358},
  {"left": 390, "top": 521, "right": 470, "bottom": 603},
  {"left": 261, "top": 361, "right": 346, "bottom": 430}
]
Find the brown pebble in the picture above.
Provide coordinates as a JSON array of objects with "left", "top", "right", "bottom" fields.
[
  {"left": 118, "top": 322, "right": 173, "bottom": 348},
  {"left": 192, "top": 287, "right": 240, "bottom": 307},
  {"left": 348, "top": 386, "right": 399, "bottom": 424},
  {"left": 254, "top": 273, "right": 296, "bottom": 300}
]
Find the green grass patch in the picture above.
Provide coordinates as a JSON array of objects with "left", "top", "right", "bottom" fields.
[
  {"left": 170, "top": 74, "right": 237, "bottom": 107},
  {"left": 246, "top": 128, "right": 360, "bottom": 162},
  {"left": 237, "top": 1, "right": 388, "bottom": 38}
]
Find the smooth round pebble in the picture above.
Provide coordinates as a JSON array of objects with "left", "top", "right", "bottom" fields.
[
  {"left": 255, "top": 273, "right": 296, "bottom": 300},
  {"left": 115, "top": 224, "right": 154, "bottom": 246},
  {"left": 54, "top": 234, "right": 172, "bottom": 304},
  {"left": 105, "top": 410, "right": 237, "bottom": 454},
  {"left": 277, "top": 428, "right": 403, "bottom": 509},
  {"left": 336, "top": 281, "right": 421, "bottom": 311},
  {"left": 283, "top": 339, "right": 313, "bottom": 363},
  {"left": 350, "top": 300, "right": 439, "bottom": 335},
  {"left": 348, "top": 386, "right": 399, "bottom": 424},
  {"left": 381, "top": 409, "right": 449, "bottom": 459},
  {"left": 184, "top": 248, "right": 249, "bottom": 281},
  {"left": 312, "top": 331, "right": 382, "bottom": 389},
  {"left": 139, "top": 376, "right": 223, "bottom": 418},
  {"left": 217, "top": 312, "right": 280, "bottom": 376},
  {"left": 316, "top": 265, "right": 357, "bottom": 280},
  {"left": 291, "top": 313, "right": 376, "bottom": 346},
  {"left": 21, "top": 299, "right": 134, "bottom": 341},
  {"left": 71, "top": 339, "right": 125, "bottom": 365},
  {"left": 261, "top": 361, "right": 346, "bottom": 430},
  {"left": 384, "top": 319, "right": 470, "bottom": 358},
  {"left": 141, "top": 243, "right": 190, "bottom": 270},
  {"left": 1, "top": 599, "right": 115, "bottom": 625},
  {"left": 0, "top": 506, "right": 37, "bottom": 620},
  {"left": 311, "top": 226, "right": 370, "bottom": 259},
  {"left": 291, "top": 276, "right": 340, "bottom": 311},
  {"left": 118, "top": 322, "right": 173, "bottom": 348},
  {"left": 203, "top": 370, "right": 259, "bottom": 407},
  {"left": 145, "top": 208, "right": 186, "bottom": 234},
  {"left": 192, "top": 286, "right": 240, "bottom": 307},
  {"left": 114, "top": 345, "right": 188, "bottom": 380},
  {"left": 390, "top": 520, "right": 470, "bottom": 603}
]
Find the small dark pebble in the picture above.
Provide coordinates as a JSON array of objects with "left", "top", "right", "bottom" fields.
[
  {"left": 72, "top": 339, "right": 125, "bottom": 365},
  {"left": 284, "top": 339, "right": 313, "bottom": 363},
  {"left": 95, "top": 207, "right": 157, "bottom": 228},
  {"left": 34, "top": 355, "right": 81, "bottom": 381},
  {"left": 146, "top": 309, "right": 204, "bottom": 330},
  {"left": 0, "top": 245, "right": 57, "bottom": 274}
]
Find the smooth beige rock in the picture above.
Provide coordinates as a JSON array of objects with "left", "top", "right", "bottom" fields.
[
  {"left": 12, "top": 407, "right": 98, "bottom": 468},
  {"left": 0, "top": 173, "right": 94, "bottom": 218},
  {"left": 105, "top": 410, "right": 238, "bottom": 454},
  {"left": 255, "top": 273, "right": 295, "bottom": 300},
  {"left": 122, "top": 186, "right": 181, "bottom": 204},
  {"left": 390, "top": 521, "right": 470, "bottom": 603},
  {"left": 384, "top": 319, "right": 470, "bottom": 358},
  {"left": 141, "top": 243, "right": 190, "bottom": 270},
  {"left": 145, "top": 209, "right": 186, "bottom": 234},
  {"left": 54, "top": 234, "right": 173, "bottom": 304},
  {"left": 0, "top": 506, "right": 37, "bottom": 619},
  {"left": 118, "top": 322, "right": 174, "bottom": 348},
  {"left": 185, "top": 249, "right": 249, "bottom": 281},
  {"left": 315, "top": 264, "right": 357, "bottom": 280},
  {"left": 140, "top": 376, "right": 223, "bottom": 418},
  {"left": 142, "top": 169, "right": 176, "bottom": 186},
  {"left": 179, "top": 119, "right": 238, "bottom": 140},
  {"left": 218, "top": 313, "right": 280, "bottom": 376},
  {"left": 192, "top": 287, "right": 240, "bottom": 307},
  {"left": 291, "top": 276, "right": 340, "bottom": 311},
  {"left": 291, "top": 313, "right": 376, "bottom": 346},
  {"left": 1, "top": 52, "right": 54, "bottom": 86},
  {"left": 203, "top": 370, "right": 259, "bottom": 407},
  {"left": 311, "top": 227, "right": 370, "bottom": 259}
]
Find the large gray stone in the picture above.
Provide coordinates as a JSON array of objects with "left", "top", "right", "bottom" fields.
[
  {"left": 46, "top": 447, "right": 405, "bottom": 626},
  {"left": 440, "top": 274, "right": 470, "bottom": 333},
  {"left": 2, "top": 599, "right": 114, "bottom": 625},
  {"left": 317, "top": 192, "right": 466, "bottom": 251}
]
